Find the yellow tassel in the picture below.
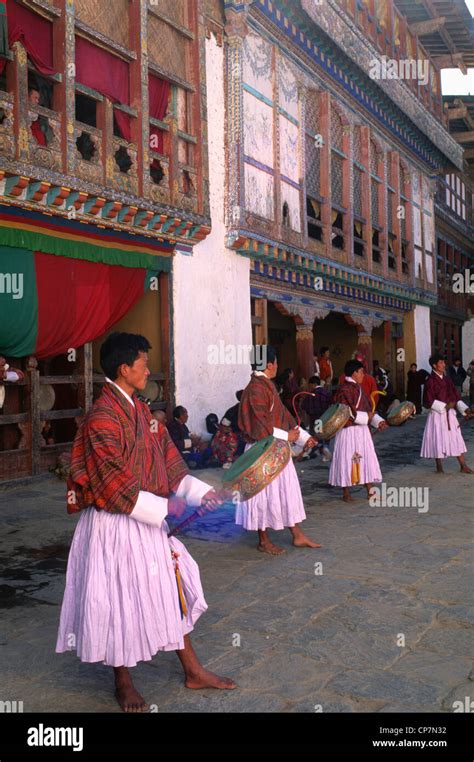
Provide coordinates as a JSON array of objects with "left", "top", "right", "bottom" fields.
[
  {"left": 171, "top": 549, "right": 188, "bottom": 616},
  {"left": 351, "top": 452, "right": 361, "bottom": 485},
  {"left": 175, "top": 565, "right": 188, "bottom": 617}
]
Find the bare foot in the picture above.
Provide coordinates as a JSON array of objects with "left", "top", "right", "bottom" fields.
[
  {"left": 257, "top": 541, "right": 286, "bottom": 555},
  {"left": 460, "top": 465, "right": 473, "bottom": 474},
  {"left": 342, "top": 493, "right": 355, "bottom": 502},
  {"left": 115, "top": 683, "right": 150, "bottom": 713},
  {"left": 366, "top": 488, "right": 377, "bottom": 500},
  {"left": 185, "top": 668, "right": 237, "bottom": 690},
  {"left": 435, "top": 466, "right": 444, "bottom": 474},
  {"left": 292, "top": 533, "right": 322, "bottom": 549}
]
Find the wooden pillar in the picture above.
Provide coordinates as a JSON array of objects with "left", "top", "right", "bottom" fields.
[
  {"left": 12, "top": 42, "right": 29, "bottom": 162},
  {"left": 383, "top": 320, "right": 392, "bottom": 371},
  {"left": 252, "top": 298, "right": 268, "bottom": 345},
  {"left": 295, "top": 324, "right": 315, "bottom": 382},
  {"left": 53, "top": 0, "right": 67, "bottom": 174},
  {"left": 129, "top": 0, "right": 146, "bottom": 199}
]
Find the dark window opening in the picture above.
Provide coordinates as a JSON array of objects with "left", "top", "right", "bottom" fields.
[
  {"left": 282, "top": 201, "right": 290, "bottom": 228},
  {"left": 331, "top": 210, "right": 344, "bottom": 249},
  {"left": 0, "top": 65, "right": 7, "bottom": 93},
  {"left": 372, "top": 228, "right": 381, "bottom": 263},
  {"left": 150, "top": 159, "right": 164, "bottom": 185},
  {"left": 75, "top": 93, "right": 97, "bottom": 128},
  {"left": 114, "top": 145, "right": 132, "bottom": 173},
  {"left": 354, "top": 223, "right": 364, "bottom": 257},
  {"left": 113, "top": 114, "right": 123, "bottom": 138},
  {"left": 76, "top": 130, "right": 96, "bottom": 161},
  {"left": 306, "top": 196, "right": 322, "bottom": 241},
  {"left": 401, "top": 241, "right": 409, "bottom": 274}
]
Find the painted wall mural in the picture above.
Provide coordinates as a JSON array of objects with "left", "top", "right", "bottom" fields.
[
  {"left": 243, "top": 91, "right": 274, "bottom": 164},
  {"left": 243, "top": 33, "right": 273, "bottom": 101},
  {"left": 245, "top": 163, "right": 274, "bottom": 219},
  {"left": 279, "top": 115, "right": 299, "bottom": 182}
]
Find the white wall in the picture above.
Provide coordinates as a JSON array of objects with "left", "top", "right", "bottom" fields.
[
  {"left": 172, "top": 34, "right": 252, "bottom": 437},
  {"left": 414, "top": 305, "right": 432, "bottom": 372},
  {"left": 462, "top": 314, "right": 474, "bottom": 395}
]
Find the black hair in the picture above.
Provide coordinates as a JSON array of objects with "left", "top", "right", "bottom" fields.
[
  {"left": 100, "top": 332, "right": 151, "bottom": 380},
  {"left": 429, "top": 353, "right": 444, "bottom": 368},
  {"left": 252, "top": 344, "right": 277, "bottom": 371},
  {"left": 236, "top": 389, "right": 243, "bottom": 401},
  {"left": 308, "top": 375, "right": 320, "bottom": 385},
  {"left": 453, "top": 356, "right": 461, "bottom": 363},
  {"left": 206, "top": 413, "right": 218, "bottom": 434},
  {"left": 344, "top": 359, "right": 364, "bottom": 377},
  {"left": 319, "top": 346, "right": 329, "bottom": 356},
  {"left": 173, "top": 405, "right": 187, "bottom": 419}
]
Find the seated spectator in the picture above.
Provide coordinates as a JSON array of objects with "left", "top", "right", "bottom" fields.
[
  {"left": 167, "top": 405, "right": 192, "bottom": 452},
  {"left": 211, "top": 417, "right": 239, "bottom": 469},
  {"left": 205, "top": 413, "right": 219, "bottom": 437},
  {"left": 167, "top": 405, "right": 214, "bottom": 469},
  {"left": 152, "top": 409, "right": 167, "bottom": 425},
  {"left": 224, "top": 390, "right": 246, "bottom": 457}
]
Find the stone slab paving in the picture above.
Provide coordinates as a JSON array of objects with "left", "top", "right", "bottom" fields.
[{"left": 0, "top": 413, "right": 472, "bottom": 713}]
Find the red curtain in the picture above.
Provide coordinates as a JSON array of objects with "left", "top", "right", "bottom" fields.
[
  {"left": 6, "top": 0, "right": 55, "bottom": 75},
  {"left": 75, "top": 35, "right": 131, "bottom": 141},
  {"left": 35, "top": 252, "right": 147, "bottom": 358},
  {"left": 149, "top": 74, "right": 170, "bottom": 155}
]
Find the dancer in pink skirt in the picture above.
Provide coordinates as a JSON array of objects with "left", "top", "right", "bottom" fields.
[
  {"left": 329, "top": 359, "right": 388, "bottom": 502},
  {"left": 236, "top": 346, "right": 320, "bottom": 555},
  {"left": 56, "top": 333, "right": 236, "bottom": 712},
  {"left": 421, "top": 353, "right": 473, "bottom": 473}
]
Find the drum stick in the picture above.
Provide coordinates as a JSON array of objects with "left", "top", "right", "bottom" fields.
[
  {"left": 168, "top": 510, "right": 201, "bottom": 537},
  {"left": 168, "top": 498, "right": 234, "bottom": 537}
]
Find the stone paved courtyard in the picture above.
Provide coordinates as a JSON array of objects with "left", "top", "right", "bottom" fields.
[{"left": 0, "top": 414, "right": 472, "bottom": 713}]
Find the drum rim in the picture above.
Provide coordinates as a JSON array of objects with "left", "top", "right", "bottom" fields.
[{"left": 222, "top": 434, "right": 274, "bottom": 482}]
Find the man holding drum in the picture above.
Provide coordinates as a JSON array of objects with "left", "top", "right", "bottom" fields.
[
  {"left": 236, "top": 346, "right": 321, "bottom": 555},
  {"left": 56, "top": 332, "right": 236, "bottom": 712},
  {"left": 420, "top": 353, "right": 473, "bottom": 474},
  {"left": 329, "top": 359, "right": 388, "bottom": 502}
]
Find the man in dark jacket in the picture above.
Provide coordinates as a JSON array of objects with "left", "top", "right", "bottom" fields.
[{"left": 448, "top": 358, "right": 467, "bottom": 395}]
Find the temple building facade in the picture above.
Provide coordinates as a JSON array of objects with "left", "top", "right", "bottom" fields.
[{"left": 174, "top": 0, "right": 471, "bottom": 426}]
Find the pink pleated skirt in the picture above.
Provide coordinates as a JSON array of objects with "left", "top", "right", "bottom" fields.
[
  {"left": 329, "top": 425, "right": 382, "bottom": 487},
  {"left": 235, "top": 446, "right": 306, "bottom": 531},
  {"left": 56, "top": 508, "right": 207, "bottom": 668},
  {"left": 420, "top": 409, "right": 467, "bottom": 459}
]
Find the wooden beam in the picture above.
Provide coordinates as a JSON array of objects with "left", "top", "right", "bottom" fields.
[
  {"left": 410, "top": 17, "right": 446, "bottom": 36},
  {"left": 432, "top": 53, "right": 468, "bottom": 74},
  {"left": 463, "top": 148, "right": 474, "bottom": 159},
  {"left": 451, "top": 130, "right": 474, "bottom": 143},
  {"left": 446, "top": 106, "right": 469, "bottom": 120}
]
